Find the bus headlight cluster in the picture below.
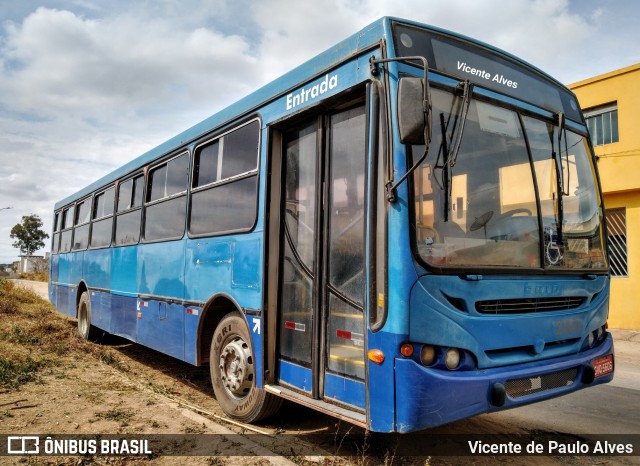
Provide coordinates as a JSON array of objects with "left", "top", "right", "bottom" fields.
[{"left": 410, "top": 343, "right": 474, "bottom": 370}]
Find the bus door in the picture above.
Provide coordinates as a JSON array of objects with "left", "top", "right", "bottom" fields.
[{"left": 276, "top": 102, "right": 367, "bottom": 411}]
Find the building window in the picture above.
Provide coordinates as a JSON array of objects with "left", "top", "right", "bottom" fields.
[
  {"left": 606, "top": 208, "right": 628, "bottom": 277},
  {"left": 585, "top": 103, "right": 618, "bottom": 146}
]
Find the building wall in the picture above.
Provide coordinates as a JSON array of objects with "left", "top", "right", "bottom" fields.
[
  {"left": 604, "top": 192, "right": 640, "bottom": 329},
  {"left": 570, "top": 63, "right": 640, "bottom": 330},
  {"left": 18, "top": 256, "right": 45, "bottom": 274}
]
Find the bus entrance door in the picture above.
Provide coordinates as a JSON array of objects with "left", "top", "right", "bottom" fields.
[{"left": 276, "top": 103, "right": 367, "bottom": 413}]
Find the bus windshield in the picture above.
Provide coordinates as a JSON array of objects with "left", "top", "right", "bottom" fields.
[{"left": 412, "top": 87, "right": 608, "bottom": 270}]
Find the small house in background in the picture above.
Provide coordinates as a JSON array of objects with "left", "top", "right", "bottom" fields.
[
  {"left": 17, "top": 254, "right": 48, "bottom": 274},
  {"left": 569, "top": 63, "right": 640, "bottom": 330}
]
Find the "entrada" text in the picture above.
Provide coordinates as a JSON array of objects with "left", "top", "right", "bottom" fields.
[{"left": 286, "top": 74, "right": 339, "bottom": 110}]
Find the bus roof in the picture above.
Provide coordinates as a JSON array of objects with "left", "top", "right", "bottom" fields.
[{"left": 55, "top": 16, "right": 566, "bottom": 209}]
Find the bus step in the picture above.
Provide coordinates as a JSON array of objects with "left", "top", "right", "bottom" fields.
[{"left": 264, "top": 384, "right": 366, "bottom": 427}]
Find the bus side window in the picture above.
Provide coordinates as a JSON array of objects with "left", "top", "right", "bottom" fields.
[
  {"left": 72, "top": 199, "right": 91, "bottom": 251},
  {"left": 59, "top": 207, "right": 73, "bottom": 253},
  {"left": 190, "top": 120, "right": 260, "bottom": 237},
  {"left": 52, "top": 211, "right": 61, "bottom": 253},
  {"left": 114, "top": 175, "right": 144, "bottom": 246},
  {"left": 90, "top": 186, "right": 115, "bottom": 249},
  {"left": 144, "top": 153, "right": 189, "bottom": 242}
]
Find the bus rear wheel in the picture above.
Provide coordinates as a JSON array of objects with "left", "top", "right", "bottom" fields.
[
  {"left": 210, "top": 312, "right": 282, "bottom": 423},
  {"left": 77, "top": 292, "right": 100, "bottom": 341}
]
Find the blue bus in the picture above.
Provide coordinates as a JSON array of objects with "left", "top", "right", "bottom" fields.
[{"left": 50, "top": 17, "right": 614, "bottom": 433}]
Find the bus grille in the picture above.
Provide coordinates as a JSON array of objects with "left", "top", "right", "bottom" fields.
[
  {"left": 476, "top": 297, "right": 584, "bottom": 314},
  {"left": 505, "top": 368, "right": 578, "bottom": 398}
]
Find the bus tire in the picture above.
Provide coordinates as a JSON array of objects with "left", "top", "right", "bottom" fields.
[
  {"left": 210, "top": 312, "right": 282, "bottom": 423},
  {"left": 77, "top": 292, "right": 100, "bottom": 341}
]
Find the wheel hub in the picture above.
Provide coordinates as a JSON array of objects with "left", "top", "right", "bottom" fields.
[{"left": 219, "top": 336, "right": 253, "bottom": 398}]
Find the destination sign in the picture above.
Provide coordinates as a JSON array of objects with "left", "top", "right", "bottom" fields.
[{"left": 392, "top": 22, "right": 581, "bottom": 121}]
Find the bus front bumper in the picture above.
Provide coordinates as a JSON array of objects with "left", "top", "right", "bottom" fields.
[{"left": 394, "top": 333, "right": 614, "bottom": 432}]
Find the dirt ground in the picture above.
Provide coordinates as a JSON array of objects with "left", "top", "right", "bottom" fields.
[
  {"left": 1, "top": 280, "right": 636, "bottom": 466},
  {"left": 0, "top": 281, "right": 379, "bottom": 465}
]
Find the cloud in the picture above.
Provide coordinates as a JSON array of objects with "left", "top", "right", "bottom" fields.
[
  {"left": 0, "top": 5, "right": 264, "bottom": 261},
  {"left": 248, "top": 0, "right": 602, "bottom": 83},
  {"left": 0, "top": 7, "right": 259, "bottom": 121},
  {"left": 0, "top": 0, "right": 639, "bottom": 262}
]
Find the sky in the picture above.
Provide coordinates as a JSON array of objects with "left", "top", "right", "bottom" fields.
[{"left": 1, "top": 0, "right": 639, "bottom": 263}]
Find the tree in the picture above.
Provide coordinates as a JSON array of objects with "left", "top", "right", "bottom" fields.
[{"left": 10, "top": 214, "right": 49, "bottom": 256}]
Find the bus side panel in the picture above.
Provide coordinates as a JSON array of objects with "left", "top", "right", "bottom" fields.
[
  {"left": 137, "top": 301, "right": 185, "bottom": 360},
  {"left": 56, "top": 254, "right": 74, "bottom": 317},
  {"left": 184, "top": 239, "right": 233, "bottom": 302},
  {"left": 49, "top": 254, "right": 59, "bottom": 306},
  {"left": 110, "top": 246, "right": 138, "bottom": 338},
  {"left": 84, "top": 249, "right": 111, "bottom": 290},
  {"left": 231, "top": 237, "right": 264, "bottom": 385},
  {"left": 184, "top": 235, "right": 263, "bottom": 307},
  {"left": 111, "top": 246, "right": 138, "bottom": 297},
  {"left": 110, "top": 294, "right": 137, "bottom": 340},
  {"left": 183, "top": 305, "right": 201, "bottom": 365},
  {"left": 90, "top": 290, "right": 111, "bottom": 331},
  {"left": 56, "top": 285, "right": 74, "bottom": 317},
  {"left": 184, "top": 235, "right": 263, "bottom": 374},
  {"left": 69, "top": 250, "right": 84, "bottom": 290},
  {"left": 85, "top": 249, "right": 112, "bottom": 331},
  {"left": 138, "top": 241, "right": 185, "bottom": 299},
  {"left": 230, "top": 237, "right": 262, "bottom": 293}
]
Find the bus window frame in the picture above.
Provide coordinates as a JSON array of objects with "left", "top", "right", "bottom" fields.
[
  {"left": 74, "top": 196, "right": 92, "bottom": 227},
  {"left": 89, "top": 184, "right": 116, "bottom": 250},
  {"left": 59, "top": 206, "right": 73, "bottom": 253},
  {"left": 113, "top": 172, "right": 146, "bottom": 247},
  {"left": 52, "top": 210, "right": 62, "bottom": 254},
  {"left": 72, "top": 196, "right": 92, "bottom": 252},
  {"left": 142, "top": 150, "right": 190, "bottom": 244},
  {"left": 187, "top": 116, "right": 261, "bottom": 239}
]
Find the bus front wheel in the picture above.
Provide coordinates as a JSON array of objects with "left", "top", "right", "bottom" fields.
[
  {"left": 77, "top": 292, "right": 100, "bottom": 341},
  {"left": 210, "top": 312, "right": 282, "bottom": 423}
]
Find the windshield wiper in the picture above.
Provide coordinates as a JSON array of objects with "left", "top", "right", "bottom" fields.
[
  {"left": 553, "top": 112, "right": 568, "bottom": 245},
  {"left": 442, "top": 80, "right": 473, "bottom": 222}
]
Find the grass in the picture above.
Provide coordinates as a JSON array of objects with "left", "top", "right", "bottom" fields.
[
  {"left": 0, "top": 355, "right": 42, "bottom": 389},
  {"left": 18, "top": 272, "right": 49, "bottom": 282},
  {"left": 0, "top": 279, "right": 127, "bottom": 390},
  {"left": 95, "top": 407, "right": 135, "bottom": 423}
]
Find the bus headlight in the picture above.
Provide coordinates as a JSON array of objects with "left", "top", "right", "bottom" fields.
[
  {"left": 420, "top": 345, "right": 436, "bottom": 366},
  {"left": 444, "top": 348, "right": 460, "bottom": 369},
  {"left": 588, "top": 332, "right": 595, "bottom": 348}
]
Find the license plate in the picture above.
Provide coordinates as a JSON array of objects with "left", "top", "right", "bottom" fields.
[{"left": 593, "top": 354, "right": 614, "bottom": 378}]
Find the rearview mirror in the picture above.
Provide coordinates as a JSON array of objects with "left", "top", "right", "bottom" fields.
[{"left": 398, "top": 77, "right": 429, "bottom": 145}]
